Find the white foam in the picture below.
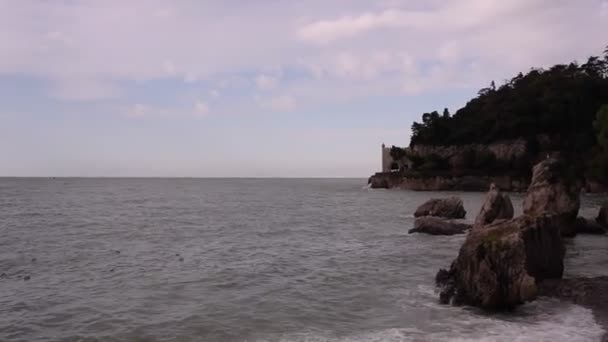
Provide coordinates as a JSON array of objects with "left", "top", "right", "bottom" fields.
[{"left": 269, "top": 302, "right": 604, "bottom": 342}]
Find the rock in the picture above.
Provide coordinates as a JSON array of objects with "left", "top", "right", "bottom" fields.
[
  {"left": 409, "top": 217, "right": 471, "bottom": 236},
  {"left": 414, "top": 197, "right": 466, "bottom": 219},
  {"left": 23, "top": 275, "right": 30, "bottom": 281},
  {"left": 575, "top": 217, "right": 606, "bottom": 235},
  {"left": 368, "top": 175, "right": 388, "bottom": 189},
  {"left": 475, "top": 184, "right": 514, "bottom": 227},
  {"left": 522, "top": 157, "right": 581, "bottom": 236},
  {"left": 598, "top": 202, "right": 608, "bottom": 228},
  {"left": 436, "top": 215, "right": 565, "bottom": 310}
]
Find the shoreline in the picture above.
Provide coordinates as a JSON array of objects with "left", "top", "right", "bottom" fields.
[{"left": 539, "top": 277, "right": 608, "bottom": 341}]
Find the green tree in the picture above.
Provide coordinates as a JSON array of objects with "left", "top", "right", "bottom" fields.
[
  {"left": 590, "top": 105, "right": 608, "bottom": 181},
  {"left": 594, "top": 105, "right": 608, "bottom": 150}
]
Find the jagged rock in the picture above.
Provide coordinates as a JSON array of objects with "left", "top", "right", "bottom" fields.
[
  {"left": 522, "top": 157, "right": 581, "bottom": 236},
  {"left": 414, "top": 197, "right": 466, "bottom": 219},
  {"left": 368, "top": 175, "right": 388, "bottom": 189},
  {"left": 475, "top": 183, "right": 514, "bottom": 227},
  {"left": 523, "top": 157, "right": 580, "bottom": 219},
  {"left": 409, "top": 217, "right": 471, "bottom": 235},
  {"left": 575, "top": 217, "right": 606, "bottom": 235},
  {"left": 436, "top": 215, "right": 565, "bottom": 310},
  {"left": 598, "top": 202, "right": 608, "bottom": 228}
]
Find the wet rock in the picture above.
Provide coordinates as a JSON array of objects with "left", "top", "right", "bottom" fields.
[
  {"left": 436, "top": 215, "right": 565, "bottom": 310},
  {"left": 598, "top": 202, "right": 608, "bottom": 228},
  {"left": 414, "top": 197, "right": 466, "bottom": 219},
  {"left": 522, "top": 157, "right": 581, "bottom": 236},
  {"left": 474, "top": 184, "right": 514, "bottom": 227},
  {"left": 574, "top": 217, "right": 606, "bottom": 235},
  {"left": 409, "top": 217, "right": 470, "bottom": 236},
  {"left": 23, "top": 275, "right": 30, "bottom": 281}
]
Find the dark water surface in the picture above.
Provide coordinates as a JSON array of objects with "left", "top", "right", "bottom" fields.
[{"left": 1, "top": 178, "right": 607, "bottom": 341}]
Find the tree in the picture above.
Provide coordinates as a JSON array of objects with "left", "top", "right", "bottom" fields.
[
  {"left": 594, "top": 105, "right": 608, "bottom": 151},
  {"left": 442, "top": 108, "right": 450, "bottom": 118}
]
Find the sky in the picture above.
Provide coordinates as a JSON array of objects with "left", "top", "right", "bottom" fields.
[{"left": 0, "top": 0, "right": 607, "bottom": 177}]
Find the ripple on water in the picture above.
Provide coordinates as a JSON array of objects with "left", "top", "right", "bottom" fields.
[{"left": 0, "top": 178, "right": 606, "bottom": 342}]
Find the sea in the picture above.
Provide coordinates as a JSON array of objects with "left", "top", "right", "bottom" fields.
[{"left": 1, "top": 178, "right": 607, "bottom": 342}]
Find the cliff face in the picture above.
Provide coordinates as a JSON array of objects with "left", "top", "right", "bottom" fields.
[
  {"left": 370, "top": 139, "right": 531, "bottom": 192},
  {"left": 371, "top": 137, "right": 605, "bottom": 192},
  {"left": 368, "top": 173, "right": 529, "bottom": 192},
  {"left": 407, "top": 139, "right": 528, "bottom": 170}
]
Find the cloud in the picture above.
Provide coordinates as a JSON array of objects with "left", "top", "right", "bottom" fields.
[
  {"left": 0, "top": 0, "right": 606, "bottom": 109},
  {"left": 296, "top": 1, "right": 543, "bottom": 45},
  {"left": 194, "top": 101, "right": 209, "bottom": 116},
  {"left": 125, "top": 102, "right": 210, "bottom": 119},
  {"left": 126, "top": 103, "right": 148, "bottom": 118},
  {"left": 50, "top": 78, "right": 121, "bottom": 101},
  {"left": 255, "top": 74, "right": 278, "bottom": 90},
  {"left": 259, "top": 95, "right": 296, "bottom": 111}
]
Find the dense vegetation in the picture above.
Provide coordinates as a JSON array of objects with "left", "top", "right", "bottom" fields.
[{"left": 408, "top": 47, "right": 608, "bottom": 182}]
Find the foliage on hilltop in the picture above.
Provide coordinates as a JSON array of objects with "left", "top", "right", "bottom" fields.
[
  {"left": 408, "top": 46, "right": 608, "bottom": 182},
  {"left": 411, "top": 48, "right": 608, "bottom": 147}
]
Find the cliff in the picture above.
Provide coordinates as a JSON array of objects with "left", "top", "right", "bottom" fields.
[{"left": 370, "top": 48, "right": 608, "bottom": 192}]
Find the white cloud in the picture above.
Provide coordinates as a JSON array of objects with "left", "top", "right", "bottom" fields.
[
  {"left": 0, "top": 0, "right": 606, "bottom": 107},
  {"left": 296, "top": 1, "right": 543, "bottom": 45},
  {"left": 126, "top": 103, "right": 148, "bottom": 118},
  {"left": 50, "top": 78, "right": 121, "bottom": 101},
  {"left": 194, "top": 101, "right": 209, "bottom": 117},
  {"left": 260, "top": 95, "right": 296, "bottom": 111},
  {"left": 125, "top": 102, "right": 210, "bottom": 119},
  {"left": 255, "top": 74, "right": 278, "bottom": 90}
]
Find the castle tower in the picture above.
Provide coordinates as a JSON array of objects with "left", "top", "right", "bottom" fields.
[{"left": 381, "top": 143, "right": 391, "bottom": 172}]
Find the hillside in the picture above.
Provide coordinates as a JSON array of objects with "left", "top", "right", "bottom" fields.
[{"left": 402, "top": 47, "right": 608, "bottom": 187}]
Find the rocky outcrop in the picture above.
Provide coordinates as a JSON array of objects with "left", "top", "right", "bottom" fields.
[
  {"left": 408, "top": 139, "right": 528, "bottom": 169},
  {"left": 436, "top": 215, "right": 565, "bottom": 310},
  {"left": 598, "top": 202, "right": 608, "bottom": 228},
  {"left": 475, "top": 184, "right": 514, "bottom": 227},
  {"left": 523, "top": 157, "right": 580, "bottom": 219},
  {"left": 522, "top": 157, "right": 581, "bottom": 237},
  {"left": 368, "top": 172, "right": 404, "bottom": 189},
  {"left": 414, "top": 197, "right": 466, "bottom": 219},
  {"left": 398, "top": 175, "right": 528, "bottom": 192},
  {"left": 409, "top": 217, "right": 471, "bottom": 235},
  {"left": 575, "top": 217, "right": 606, "bottom": 235}
]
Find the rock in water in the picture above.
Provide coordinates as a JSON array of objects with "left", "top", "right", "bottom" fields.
[
  {"left": 475, "top": 183, "right": 514, "bottom": 227},
  {"left": 436, "top": 215, "right": 565, "bottom": 310},
  {"left": 597, "top": 202, "right": 608, "bottom": 228},
  {"left": 409, "top": 217, "right": 471, "bottom": 236},
  {"left": 522, "top": 157, "right": 581, "bottom": 236},
  {"left": 414, "top": 197, "right": 466, "bottom": 219},
  {"left": 574, "top": 217, "right": 606, "bottom": 235}
]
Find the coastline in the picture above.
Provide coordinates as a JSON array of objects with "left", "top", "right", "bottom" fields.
[
  {"left": 539, "top": 277, "right": 608, "bottom": 341},
  {"left": 368, "top": 171, "right": 607, "bottom": 193}
]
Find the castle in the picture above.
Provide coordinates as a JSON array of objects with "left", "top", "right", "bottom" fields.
[{"left": 381, "top": 143, "right": 412, "bottom": 173}]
